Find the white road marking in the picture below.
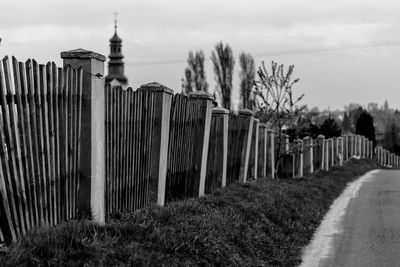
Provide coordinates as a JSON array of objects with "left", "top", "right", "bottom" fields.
[{"left": 298, "top": 169, "right": 380, "bottom": 267}]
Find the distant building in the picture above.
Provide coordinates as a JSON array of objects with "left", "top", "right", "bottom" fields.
[{"left": 105, "top": 17, "right": 128, "bottom": 86}]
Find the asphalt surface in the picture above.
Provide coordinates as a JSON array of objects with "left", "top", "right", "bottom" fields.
[{"left": 320, "top": 169, "right": 400, "bottom": 267}]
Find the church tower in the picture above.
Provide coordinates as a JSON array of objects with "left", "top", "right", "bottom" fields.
[{"left": 105, "top": 15, "right": 128, "bottom": 86}]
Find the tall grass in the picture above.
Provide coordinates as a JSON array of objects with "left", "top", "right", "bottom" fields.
[{"left": 0, "top": 159, "right": 379, "bottom": 266}]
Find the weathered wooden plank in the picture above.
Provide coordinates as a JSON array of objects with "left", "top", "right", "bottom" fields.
[
  {"left": 39, "top": 64, "right": 54, "bottom": 225},
  {"left": 126, "top": 89, "right": 133, "bottom": 211},
  {"left": 70, "top": 69, "right": 78, "bottom": 218},
  {"left": 110, "top": 86, "right": 116, "bottom": 213},
  {"left": 62, "top": 66, "right": 70, "bottom": 219},
  {"left": 105, "top": 85, "right": 110, "bottom": 215},
  {"left": 58, "top": 67, "right": 67, "bottom": 221},
  {"left": 45, "top": 62, "right": 57, "bottom": 225},
  {"left": 121, "top": 89, "right": 128, "bottom": 211},
  {"left": 75, "top": 68, "right": 83, "bottom": 217},
  {"left": 53, "top": 65, "right": 61, "bottom": 223}
]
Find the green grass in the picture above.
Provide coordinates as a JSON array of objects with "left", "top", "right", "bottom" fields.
[{"left": 0, "top": 159, "right": 380, "bottom": 266}]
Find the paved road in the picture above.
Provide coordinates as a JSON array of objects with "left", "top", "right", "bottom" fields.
[{"left": 301, "top": 169, "right": 400, "bottom": 267}]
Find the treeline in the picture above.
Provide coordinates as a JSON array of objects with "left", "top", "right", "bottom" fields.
[
  {"left": 292, "top": 100, "right": 400, "bottom": 156},
  {"left": 180, "top": 42, "right": 256, "bottom": 110}
]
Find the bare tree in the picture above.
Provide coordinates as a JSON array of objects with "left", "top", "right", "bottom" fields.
[
  {"left": 254, "top": 61, "right": 305, "bottom": 177},
  {"left": 182, "top": 50, "right": 208, "bottom": 94},
  {"left": 239, "top": 52, "right": 255, "bottom": 109},
  {"left": 211, "top": 42, "right": 235, "bottom": 109}
]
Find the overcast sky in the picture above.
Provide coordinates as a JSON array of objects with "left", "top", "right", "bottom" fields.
[{"left": 1, "top": 0, "right": 400, "bottom": 110}]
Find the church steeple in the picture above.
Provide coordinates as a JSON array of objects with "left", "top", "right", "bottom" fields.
[{"left": 105, "top": 13, "right": 128, "bottom": 85}]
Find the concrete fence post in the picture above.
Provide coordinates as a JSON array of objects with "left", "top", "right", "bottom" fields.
[
  {"left": 309, "top": 138, "right": 314, "bottom": 173},
  {"left": 253, "top": 118, "right": 260, "bottom": 180},
  {"left": 269, "top": 130, "right": 276, "bottom": 179},
  {"left": 210, "top": 107, "right": 229, "bottom": 188},
  {"left": 337, "top": 136, "right": 343, "bottom": 166},
  {"left": 325, "top": 139, "right": 330, "bottom": 171},
  {"left": 140, "top": 82, "right": 173, "bottom": 206},
  {"left": 238, "top": 109, "right": 254, "bottom": 183},
  {"left": 188, "top": 92, "right": 213, "bottom": 197},
  {"left": 260, "top": 124, "right": 268, "bottom": 178},
  {"left": 297, "top": 139, "right": 304, "bottom": 178},
  {"left": 61, "top": 49, "right": 106, "bottom": 224},
  {"left": 317, "top": 135, "right": 325, "bottom": 170}
]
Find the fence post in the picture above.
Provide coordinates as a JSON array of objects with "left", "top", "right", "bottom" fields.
[
  {"left": 309, "top": 138, "right": 314, "bottom": 173},
  {"left": 317, "top": 135, "right": 325, "bottom": 170},
  {"left": 325, "top": 139, "right": 330, "bottom": 171},
  {"left": 253, "top": 118, "right": 260, "bottom": 180},
  {"left": 261, "top": 124, "right": 268, "bottom": 178},
  {"left": 211, "top": 107, "right": 229, "bottom": 188},
  {"left": 269, "top": 129, "right": 276, "bottom": 179},
  {"left": 297, "top": 139, "right": 304, "bottom": 177},
  {"left": 238, "top": 109, "right": 254, "bottom": 183},
  {"left": 139, "top": 82, "right": 172, "bottom": 206},
  {"left": 61, "top": 49, "right": 106, "bottom": 224},
  {"left": 337, "top": 136, "right": 343, "bottom": 166},
  {"left": 188, "top": 92, "right": 213, "bottom": 197}
]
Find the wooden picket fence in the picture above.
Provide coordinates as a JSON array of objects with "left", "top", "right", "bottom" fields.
[
  {"left": 0, "top": 56, "right": 82, "bottom": 244},
  {"left": 205, "top": 112, "right": 225, "bottom": 194},
  {"left": 105, "top": 85, "right": 157, "bottom": 215},
  {"left": 226, "top": 113, "right": 250, "bottom": 185},
  {"left": 2, "top": 50, "right": 400, "bottom": 245},
  {"left": 165, "top": 94, "right": 206, "bottom": 202}
]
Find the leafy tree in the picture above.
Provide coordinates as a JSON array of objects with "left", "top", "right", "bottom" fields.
[
  {"left": 182, "top": 50, "right": 208, "bottom": 94},
  {"left": 320, "top": 116, "right": 341, "bottom": 139},
  {"left": 211, "top": 42, "right": 235, "bottom": 109},
  {"left": 254, "top": 61, "right": 305, "bottom": 178},
  {"left": 239, "top": 52, "right": 255, "bottom": 109},
  {"left": 355, "top": 110, "right": 376, "bottom": 144}
]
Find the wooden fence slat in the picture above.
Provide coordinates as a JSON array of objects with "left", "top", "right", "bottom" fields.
[
  {"left": 105, "top": 85, "right": 109, "bottom": 215},
  {"left": 53, "top": 65, "right": 61, "bottom": 223},
  {"left": 67, "top": 66, "right": 74, "bottom": 219},
  {"left": 45, "top": 62, "right": 57, "bottom": 225},
  {"left": 39, "top": 64, "right": 54, "bottom": 225},
  {"left": 111, "top": 86, "right": 117, "bottom": 213}
]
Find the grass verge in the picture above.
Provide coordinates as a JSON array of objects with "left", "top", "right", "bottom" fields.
[{"left": 0, "top": 159, "right": 380, "bottom": 266}]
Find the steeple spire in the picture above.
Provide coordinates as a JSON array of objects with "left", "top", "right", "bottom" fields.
[
  {"left": 105, "top": 13, "right": 128, "bottom": 86},
  {"left": 114, "top": 12, "right": 118, "bottom": 33}
]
